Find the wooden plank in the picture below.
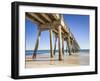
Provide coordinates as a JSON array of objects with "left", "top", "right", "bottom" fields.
[
  {"left": 29, "top": 13, "right": 45, "bottom": 24},
  {"left": 26, "top": 13, "right": 39, "bottom": 24},
  {"left": 52, "top": 14, "right": 60, "bottom": 20},
  {"left": 41, "top": 13, "right": 52, "bottom": 22}
]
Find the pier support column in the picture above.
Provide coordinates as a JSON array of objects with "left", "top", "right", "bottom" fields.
[
  {"left": 66, "top": 36, "right": 72, "bottom": 55},
  {"left": 54, "top": 36, "right": 57, "bottom": 55},
  {"left": 73, "top": 41, "right": 75, "bottom": 53},
  {"left": 58, "top": 25, "right": 63, "bottom": 60},
  {"left": 71, "top": 40, "right": 74, "bottom": 53},
  {"left": 32, "top": 30, "right": 41, "bottom": 59},
  {"left": 66, "top": 41, "right": 68, "bottom": 54},
  {"left": 49, "top": 29, "right": 54, "bottom": 59},
  {"left": 62, "top": 37, "right": 64, "bottom": 55}
]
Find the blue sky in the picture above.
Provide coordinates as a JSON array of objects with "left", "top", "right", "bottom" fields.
[{"left": 25, "top": 14, "right": 89, "bottom": 50}]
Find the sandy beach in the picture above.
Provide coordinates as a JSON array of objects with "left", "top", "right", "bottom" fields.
[{"left": 25, "top": 52, "right": 89, "bottom": 68}]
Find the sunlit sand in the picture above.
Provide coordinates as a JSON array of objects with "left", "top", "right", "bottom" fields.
[{"left": 25, "top": 52, "right": 89, "bottom": 68}]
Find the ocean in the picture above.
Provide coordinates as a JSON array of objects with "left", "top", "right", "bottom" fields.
[{"left": 25, "top": 50, "right": 89, "bottom": 56}]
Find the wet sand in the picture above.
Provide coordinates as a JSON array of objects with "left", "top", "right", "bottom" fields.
[{"left": 25, "top": 53, "right": 89, "bottom": 68}]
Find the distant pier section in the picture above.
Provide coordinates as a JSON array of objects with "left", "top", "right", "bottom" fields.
[{"left": 26, "top": 13, "right": 80, "bottom": 61}]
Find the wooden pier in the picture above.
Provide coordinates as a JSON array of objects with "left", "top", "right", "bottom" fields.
[{"left": 26, "top": 13, "right": 80, "bottom": 61}]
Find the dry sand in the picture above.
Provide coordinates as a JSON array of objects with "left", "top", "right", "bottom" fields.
[{"left": 25, "top": 53, "right": 89, "bottom": 68}]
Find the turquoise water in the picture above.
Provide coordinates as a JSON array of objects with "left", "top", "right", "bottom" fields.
[{"left": 25, "top": 50, "right": 89, "bottom": 56}]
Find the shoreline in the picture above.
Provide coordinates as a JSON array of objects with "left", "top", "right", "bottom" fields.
[{"left": 25, "top": 53, "right": 89, "bottom": 68}]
